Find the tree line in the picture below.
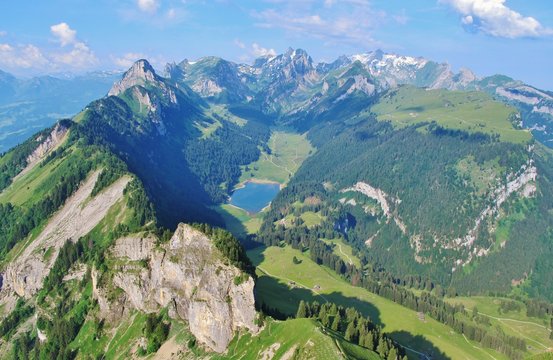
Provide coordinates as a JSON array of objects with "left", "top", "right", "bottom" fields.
[{"left": 296, "top": 300, "right": 406, "bottom": 360}]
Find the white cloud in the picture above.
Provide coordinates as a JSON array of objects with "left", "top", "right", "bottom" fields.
[
  {"left": 252, "top": 43, "right": 276, "bottom": 57},
  {"left": 0, "top": 23, "right": 98, "bottom": 73},
  {"left": 113, "top": 52, "right": 148, "bottom": 68},
  {"left": 252, "top": 1, "right": 383, "bottom": 46},
  {"left": 50, "top": 22, "right": 77, "bottom": 46},
  {"left": 234, "top": 39, "right": 246, "bottom": 49},
  {"left": 0, "top": 31, "right": 7, "bottom": 37},
  {"left": 51, "top": 42, "right": 98, "bottom": 68},
  {"left": 137, "top": 0, "right": 160, "bottom": 13},
  {"left": 166, "top": 8, "right": 176, "bottom": 19},
  {"left": 440, "top": 0, "right": 553, "bottom": 38},
  {"left": 120, "top": 0, "right": 186, "bottom": 26},
  {"left": 48, "top": 23, "right": 98, "bottom": 69},
  {"left": 0, "top": 43, "right": 50, "bottom": 69}
]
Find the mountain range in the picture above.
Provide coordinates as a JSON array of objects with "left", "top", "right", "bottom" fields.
[
  {"left": 0, "top": 70, "right": 121, "bottom": 153},
  {"left": 0, "top": 48, "right": 552, "bottom": 359}
]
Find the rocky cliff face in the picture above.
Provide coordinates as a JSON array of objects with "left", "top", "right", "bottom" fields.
[
  {"left": 0, "top": 172, "right": 130, "bottom": 308},
  {"left": 108, "top": 60, "right": 159, "bottom": 96},
  {"left": 14, "top": 122, "right": 69, "bottom": 180},
  {"left": 95, "top": 224, "right": 259, "bottom": 353},
  {"left": 108, "top": 59, "right": 177, "bottom": 106}
]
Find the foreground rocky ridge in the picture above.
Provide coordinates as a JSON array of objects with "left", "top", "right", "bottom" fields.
[{"left": 94, "top": 223, "right": 259, "bottom": 353}]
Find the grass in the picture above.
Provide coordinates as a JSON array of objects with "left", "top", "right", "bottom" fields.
[
  {"left": 71, "top": 319, "right": 110, "bottom": 358},
  {"left": 455, "top": 155, "right": 502, "bottom": 196},
  {"left": 300, "top": 211, "right": 325, "bottom": 227},
  {"left": 239, "top": 130, "right": 314, "bottom": 185},
  {"left": 249, "top": 245, "right": 510, "bottom": 360},
  {"left": 210, "top": 105, "right": 247, "bottom": 126},
  {"left": 216, "top": 318, "right": 379, "bottom": 360},
  {"left": 372, "top": 86, "right": 532, "bottom": 144},
  {"left": 320, "top": 238, "right": 361, "bottom": 268},
  {"left": 214, "top": 204, "right": 264, "bottom": 239},
  {"left": 277, "top": 211, "right": 325, "bottom": 229},
  {"left": 103, "top": 312, "right": 147, "bottom": 359},
  {"left": 70, "top": 311, "right": 148, "bottom": 359},
  {"left": 445, "top": 296, "right": 553, "bottom": 355},
  {"left": 194, "top": 118, "right": 221, "bottom": 139},
  {"left": 0, "top": 153, "right": 65, "bottom": 206}
]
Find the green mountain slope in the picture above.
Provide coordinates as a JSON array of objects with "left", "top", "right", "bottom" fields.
[{"left": 1, "top": 50, "right": 553, "bottom": 360}]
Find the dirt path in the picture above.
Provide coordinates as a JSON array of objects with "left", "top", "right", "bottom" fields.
[
  {"left": 462, "top": 334, "right": 497, "bottom": 360},
  {"left": 478, "top": 312, "right": 551, "bottom": 331},
  {"left": 336, "top": 243, "right": 353, "bottom": 265},
  {"left": 478, "top": 311, "right": 550, "bottom": 350},
  {"left": 401, "top": 344, "right": 432, "bottom": 360}
]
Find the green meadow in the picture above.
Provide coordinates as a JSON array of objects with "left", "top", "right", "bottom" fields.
[
  {"left": 372, "top": 86, "right": 532, "bottom": 144},
  {"left": 248, "top": 245, "right": 509, "bottom": 360}
]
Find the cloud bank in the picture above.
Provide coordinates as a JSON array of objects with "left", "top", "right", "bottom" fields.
[{"left": 441, "top": 0, "right": 553, "bottom": 38}]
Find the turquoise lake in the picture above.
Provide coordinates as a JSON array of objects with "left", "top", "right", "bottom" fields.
[{"left": 230, "top": 182, "right": 281, "bottom": 213}]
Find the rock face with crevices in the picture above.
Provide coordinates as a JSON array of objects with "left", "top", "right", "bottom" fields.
[
  {"left": 0, "top": 171, "right": 130, "bottom": 306},
  {"left": 95, "top": 224, "right": 259, "bottom": 353}
]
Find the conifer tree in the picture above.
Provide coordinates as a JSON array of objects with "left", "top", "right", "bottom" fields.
[
  {"left": 345, "top": 322, "right": 356, "bottom": 342},
  {"left": 364, "top": 332, "right": 375, "bottom": 350},
  {"left": 377, "top": 337, "right": 389, "bottom": 358},
  {"left": 387, "top": 348, "right": 398, "bottom": 360},
  {"left": 296, "top": 300, "right": 307, "bottom": 318},
  {"left": 319, "top": 305, "right": 328, "bottom": 324},
  {"left": 331, "top": 313, "right": 341, "bottom": 331}
]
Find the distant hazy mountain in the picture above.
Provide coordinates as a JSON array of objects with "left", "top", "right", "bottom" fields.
[
  {"left": 0, "top": 70, "right": 122, "bottom": 152},
  {"left": 166, "top": 48, "right": 552, "bottom": 146}
]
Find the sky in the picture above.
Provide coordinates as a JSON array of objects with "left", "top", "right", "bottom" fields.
[{"left": 0, "top": 0, "right": 552, "bottom": 89}]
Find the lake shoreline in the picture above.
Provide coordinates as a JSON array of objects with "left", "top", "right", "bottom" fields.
[
  {"left": 233, "top": 178, "right": 283, "bottom": 191},
  {"left": 229, "top": 180, "right": 281, "bottom": 214}
]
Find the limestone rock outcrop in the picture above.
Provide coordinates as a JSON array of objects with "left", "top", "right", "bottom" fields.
[{"left": 95, "top": 224, "right": 259, "bottom": 353}]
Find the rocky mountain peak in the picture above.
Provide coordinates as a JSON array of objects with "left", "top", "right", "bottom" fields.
[
  {"left": 108, "top": 59, "right": 160, "bottom": 96},
  {"left": 453, "top": 67, "right": 478, "bottom": 86},
  {"left": 164, "top": 61, "right": 186, "bottom": 82}
]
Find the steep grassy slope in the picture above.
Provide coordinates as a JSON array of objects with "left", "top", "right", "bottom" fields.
[
  {"left": 250, "top": 245, "right": 514, "bottom": 360},
  {"left": 258, "top": 86, "right": 553, "bottom": 300},
  {"left": 70, "top": 312, "right": 381, "bottom": 360},
  {"left": 220, "top": 318, "right": 381, "bottom": 360}
]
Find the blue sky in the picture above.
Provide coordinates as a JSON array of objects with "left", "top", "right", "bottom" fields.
[{"left": 0, "top": 0, "right": 552, "bottom": 89}]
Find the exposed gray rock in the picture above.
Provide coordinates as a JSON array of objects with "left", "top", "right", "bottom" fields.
[
  {"left": 108, "top": 59, "right": 177, "bottom": 107},
  {"left": 14, "top": 122, "right": 69, "bottom": 181},
  {"left": 96, "top": 224, "right": 259, "bottom": 353},
  {"left": 0, "top": 172, "right": 129, "bottom": 305},
  {"left": 108, "top": 60, "right": 158, "bottom": 97}
]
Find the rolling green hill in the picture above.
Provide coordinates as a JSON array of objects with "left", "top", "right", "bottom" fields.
[{"left": 372, "top": 86, "right": 531, "bottom": 144}]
